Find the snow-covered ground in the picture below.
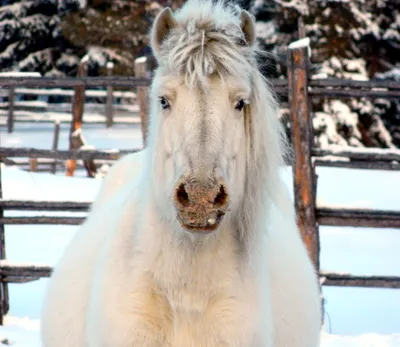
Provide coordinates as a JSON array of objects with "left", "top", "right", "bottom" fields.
[
  {"left": 2, "top": 123, "right": 144, "bottom": 151},
  {"left": 1, "top": 124, "right": 400, "bottom": 345}
]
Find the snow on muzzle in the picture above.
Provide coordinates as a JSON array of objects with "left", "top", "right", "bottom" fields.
[{"left": 173, "top": 175, "right": 230, "bottom": 233}]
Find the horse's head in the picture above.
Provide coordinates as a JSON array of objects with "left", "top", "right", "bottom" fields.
[{"left": 147, "top": 1, "right": 286, "bottom": 238}]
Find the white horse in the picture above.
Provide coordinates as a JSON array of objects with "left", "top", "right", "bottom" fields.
[{"left": 41, "top": 1, "right": 322, "bottom": 346}]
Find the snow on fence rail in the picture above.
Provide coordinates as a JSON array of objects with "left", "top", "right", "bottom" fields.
[
  {"left": 1, "top": 46, "right": 400, "bottom": 323},
  {"left": 312, "top": 146, "right": 400, "bottom": 171}
]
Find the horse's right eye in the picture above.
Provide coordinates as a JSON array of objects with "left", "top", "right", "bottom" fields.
[{"left": 159, "top": 97, "right": 170, "bottom": 110}]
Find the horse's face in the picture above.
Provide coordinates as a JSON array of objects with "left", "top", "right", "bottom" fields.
[
  {"left": 149, "top": 6, "right": 257, "bottom": 234},
  {"left": 150, "top": 75, "right": 249, "bottom": 233}
]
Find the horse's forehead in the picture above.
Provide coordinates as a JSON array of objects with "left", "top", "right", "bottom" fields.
[{"left": 157, "top": 73, "right": 250, "bottom": 99}]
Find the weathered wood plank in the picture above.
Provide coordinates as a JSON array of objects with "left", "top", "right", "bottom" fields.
[
  {"left": 288, "top": 45, "right": 320, "bottom": 270},
  {"left": 66, "top": 61, "right": 88, "bottom": 177},
  {"left": 0, "top": 147, "right": 141, "bottom": 160},
  {"left": 320, "top": 272, "right": 400, "bottom": 289},
  {"left": 7, "top": 87, "right": 15, "bottom": 134},
  {"left": 317, "top": 207, "right": 400, "bottom": 228},
  {"left": 0, "top": 162, "right": 9, "bottom": 322},
  {"left": 106, "top": 62, "right": 114, "bottom": 128},
  {"left": 0, "top": 77, "right": 152, "bottom": 88},
  {"left": 134, "top": 57, "right": 150, "bottom": 147},
  {"left": 310, "top": 88, "right": 400, "bottom": 99},
  {"left": 0, "top": 217, "right": 85, "bottom": 225},
  {"left": 313, "top": 158, "right": 400, "bottom": 171},
  {"left": 309, "top": 78, "right": 400, "bottom": 90},
  {"left": 51, "top": 121, "right": 60, "bottom": 174},
  {"left": 0, "top": 200, "right": 91, "bottom": 211},
  {"left": 312, "top": 147, "right": 400, "bottom": 162}
]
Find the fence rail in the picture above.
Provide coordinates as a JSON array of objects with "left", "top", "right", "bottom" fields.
[
  {"left": 1, "top": 76, "right": 399, "bottom": 90},
  {"left": 0, "top": 76, "right": 152, "bottom": 88},
  {"left": 0, "top": 216, "right": 85, "bottom": 225},
  {"left": 317, "top": 207, "right": 400, "bottom": 228},
  {"left": 313, "top": 158, "right": 400, "bottom": 171},
  {"left": 0, "top": 200, "right": 90, "bottom": 211},
  {"left": 320, "top": 272, "right": 400, "bottom": 289},
  {"left": 0, "top": 87, "right": 136, "bottom": 99},
  {"left": 1, "top": 261, "right": 400, "bottom": 289},
  {"left": 0, "top": 147, "right": 139, "bottom": 160}
]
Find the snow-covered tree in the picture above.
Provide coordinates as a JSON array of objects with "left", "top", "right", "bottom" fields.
[
  {"left": 60, "top": 0, "right": 185, "bottom": 76},
  {"left": 0, "top": 0, "right": 398, "bottom": 149},
  {"left": 0, "top": 0, "right": 82, "bottom": 76},
  {"left": 251, "top": 0, "right": 400, "bottom": 149}
]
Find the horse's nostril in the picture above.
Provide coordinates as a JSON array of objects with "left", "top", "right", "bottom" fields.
[
  {"left": 214, "top": 185, "right": 228, "bottom": 207},
  {"left": 176, "top": 183, "right": 190, "bottom": 207}
]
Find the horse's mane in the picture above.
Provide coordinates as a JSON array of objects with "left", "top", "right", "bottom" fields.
[{"left": 153, "top": 0, "right": 293, "bottom": 255}]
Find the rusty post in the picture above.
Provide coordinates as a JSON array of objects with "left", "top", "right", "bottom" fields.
[
  {"left": 287, "top": 44, "right": 320, "bottom": 271},
  {"left": 7, "top": 87, "right": 15, "bottom": 133},
  {"left": 134, "top": 57, "right": 150, "bottom": 147},
  {"left": 66, "top": 60, "right": 88, "bottom": 176},
  {"left": 105, "top": 62, "right": 114, "bottom": 128},
  {"left": 51, "top": 121, "right": 60, "bottom": 174},
  {"left": 0, "top": 160, "right": 9, "bottom": 324}
]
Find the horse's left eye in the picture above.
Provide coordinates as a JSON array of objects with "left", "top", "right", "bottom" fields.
[
  {"left": 235, "top": 99, "right": 246, "bottom": 111},
  {"left": 160, "top": 97, "right": 170, "bottom": 110}
]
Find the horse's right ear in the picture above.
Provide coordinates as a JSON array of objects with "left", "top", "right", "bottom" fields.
[
  {"left": 151, "top": 7, "right": 177, "bottom": 59},
  {"left": 239, "top": 10, "right": 256, "bottom": 46}
]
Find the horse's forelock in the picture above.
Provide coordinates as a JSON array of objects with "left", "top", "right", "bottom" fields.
[{"left": 157, "top": 0, "right": 254, "bottom": 90}]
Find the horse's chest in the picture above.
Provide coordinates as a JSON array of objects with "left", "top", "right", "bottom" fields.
[
  {"left": 138, "top": 279, "right": 258, "bottom": 347},
  {"left": 166, "top": 290, "right": 256, "bottom": 347}
]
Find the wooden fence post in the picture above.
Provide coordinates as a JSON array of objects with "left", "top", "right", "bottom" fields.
[
  {"left": 66, "top": 59, "right": 88, "bottom": 177},
  {"left": 297, "top": 16, "right": 305, "bottom": 39},
  {"left": 105, "top": 62, "right": 114, "bottom": 128},
  {"left": 0, "top": 161, "right": 9, "bottom": 324},
  {"left": 29, "top": 158, "right": 38, "bottom": 172},
  {"left": 7, "top": 87, "right": 15, "bottom": 133},
  {"left": 287, "top": 42, "right": 320, "bottom": 271},
  {"left": 134, "top": 57, "right": 150, "bottom": 147},
  {"left": 51, "top": 121, "right": 60, "bottom": 174}
]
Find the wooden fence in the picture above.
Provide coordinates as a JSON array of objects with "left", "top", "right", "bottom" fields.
[
  {"left": 0, "top": 63, "right": 140, "bottom": 132},
  {"left": 0, "top": 46, "right": 400, "bottom": 323}
]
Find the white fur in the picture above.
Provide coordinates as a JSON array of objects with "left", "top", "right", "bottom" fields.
[{"left": 41, "top": 1, "right": 322, "bottom": 346}]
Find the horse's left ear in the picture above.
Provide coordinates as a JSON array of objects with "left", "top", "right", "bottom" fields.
[
  {"left": 151, "top": 7, "right": 177, "bottom": 59},
  {"left": 239, "top": 10, "right": 256, "bottom": 46}
]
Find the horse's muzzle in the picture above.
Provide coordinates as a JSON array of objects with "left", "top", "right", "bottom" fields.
[{"left": 173, "top": 177, "right": 230, "bottom": 233}]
